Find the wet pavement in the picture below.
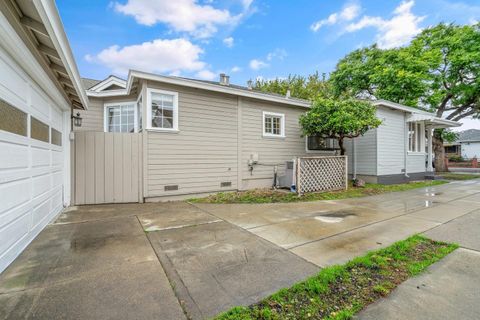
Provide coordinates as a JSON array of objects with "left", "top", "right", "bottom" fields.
[
  {"left": 357, "top": 208, "right": 480, "bottom": 320},
  {"left": 1, "top": 180, "right": 480, "bottom": 319}
]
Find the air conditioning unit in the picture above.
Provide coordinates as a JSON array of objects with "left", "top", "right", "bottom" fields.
[{"left": 277, "top": 160, "right": 296, "bottom": 190}]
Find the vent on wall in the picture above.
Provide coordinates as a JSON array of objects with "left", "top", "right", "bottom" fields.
[
  {"left": 164, "top": 185, "right": 179, "bottom": 191},
  {"left": 220, "top": 182, "right": 232, "bottom": 188}
]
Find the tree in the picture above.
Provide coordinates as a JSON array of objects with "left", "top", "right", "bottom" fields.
[
  {"left": 330, "top": 23, "right": 480, "bottom": 171},
  {"left": 299, "top": 98, "right": 382, "bottom": 155},
  {"left": 253, "top": 71, "right": 331, "bottom": 100}
]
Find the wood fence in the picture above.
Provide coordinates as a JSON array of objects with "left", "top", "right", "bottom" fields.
[{"left": 72, "top": 132, "right": 142, "bottom": 205}]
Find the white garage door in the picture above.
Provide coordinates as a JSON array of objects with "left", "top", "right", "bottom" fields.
[{"left": 0, "top": 44, "right": 67, "bottom": 273}]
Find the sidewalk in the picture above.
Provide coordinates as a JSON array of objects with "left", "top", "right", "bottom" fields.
[{"left": 357, "top": 209, "right": 480, "bottom": 320}]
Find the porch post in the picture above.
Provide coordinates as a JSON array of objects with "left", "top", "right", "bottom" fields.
[{"left": 427, "top": 126, "right": 434, "bottom": 172}]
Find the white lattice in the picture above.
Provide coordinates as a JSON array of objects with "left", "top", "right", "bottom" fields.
[{"left": 297, "top": 156, "right": 347, "bottom": 194}]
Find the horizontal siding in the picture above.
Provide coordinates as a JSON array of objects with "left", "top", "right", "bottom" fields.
[
  {"left": 344, "top": 129, "right": 377, "bottom": 176},
  {"left": 241, "top": 98, "right": 324, "bottom": 187},
  {"left": 407, "top": 154, "right": 426, "bottom": 173},
  {"left": 73, "top": 97, "right": 103, "bottom": 132},
  {"left": 376, "top": 107, "right": 406, "bottom": 175},
  {"left": 145, "top": 82, "right": 238, "bottom": 197}
]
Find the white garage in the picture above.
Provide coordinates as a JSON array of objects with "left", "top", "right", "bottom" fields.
[{"left": 0, "top": 0, "right": 87, "bottom": 273}]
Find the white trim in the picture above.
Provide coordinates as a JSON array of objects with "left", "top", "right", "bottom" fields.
[
  {"left": 136, "top": 94, "right": 143, "bottom": 132},
  {"left": 32, "top": 0, "right": 89, "bottom": 109},
  {"left": 262, "top": 111, "right": 285, "bottom": 138},
  {"left": 89, "top": 75, "right": 127, "bottom": 92},
  {"left": 0, "top": 11, "right": 71, "bottom": 111},
  {"left": 407, "top": 121, "right": 425, "bottom": 153},
  {"left": 86, "top": 69, "right": 311, "bottom": 108},
  {"left": 146, "top": 88, "right": 179, "bottom": 132},
  {"left": 103, "top": 101, "right": 137, "bottom": 133}
]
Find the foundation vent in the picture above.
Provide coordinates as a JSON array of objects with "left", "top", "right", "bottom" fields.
[
  {"left": 220, "top": 182, "right": 232, "bottom": 188},
  {"left": 164, "top": 185, "right": 179, "bottom": 191}
]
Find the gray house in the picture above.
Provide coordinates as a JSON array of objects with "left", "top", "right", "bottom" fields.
[{"left": 72, "top": 73, "right": 459, "bottom": 203}]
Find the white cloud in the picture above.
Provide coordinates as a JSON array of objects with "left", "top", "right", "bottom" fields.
[
  {"left": 249, "top": 59, "right": 268, "bottom": 70},
  {"left": 345, "top": 0, "right": 425, "bottom": 49},
  {"left": 195, "top": 69, "right": 217, "bottom": 80},
  {"left": 114, "top": 0, "right": 254, "bottom": 38},
  {"left": 311, "top": 2, "right": 360, "bottom": 32},
  {"left": 249, "top": 48, "right": 287, "bottom": 70},
  {"left": 85, "top": 38, "right": 207, "bottom": 76},
  {"left": 223, "top": 36, "right": 234, "bottom": 48},
  {"left": 266, "top": 48, "right": 287, "bottom": 61},
  {"left": 231, "top": 66, "right": 242, "bottom": 72}
]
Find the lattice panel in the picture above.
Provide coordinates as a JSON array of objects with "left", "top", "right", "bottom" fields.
[{"left": 297, "top": 156, "right": 347, "bottom": 194}]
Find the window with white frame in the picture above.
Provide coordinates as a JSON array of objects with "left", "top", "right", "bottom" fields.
[
  {"left": 148, "top": 89, "right": 178, "bottom": 130},
  {"left": 263, "top": 111, "right": 285, "bottom": 137},
  {"left": 105, "top": 102, "right": 136, "bottom": 133},
  {"left": 408, "top": 122, "right": 425, "bottom": 152}
]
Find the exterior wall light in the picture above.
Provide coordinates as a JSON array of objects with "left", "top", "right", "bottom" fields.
[{"left": 71, "top": 112, "right": 82, "bottom": 127}]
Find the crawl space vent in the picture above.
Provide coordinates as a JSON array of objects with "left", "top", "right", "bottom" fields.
[
  {"left": 220, "top": 182, "right": 232, "bottom": 188},
  {"left": 164, "top": 185, "right": 179, "bottom": 191}
]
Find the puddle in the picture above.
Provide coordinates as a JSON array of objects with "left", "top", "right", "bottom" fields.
[
  {"left": 71, "top": 237, "right": 110, "bottom": 250},
  {"left": 424, "top": 192, "right": 443, "bottom": 197},
  {"left": 314, "top": 211, "right": 357, "bottom": 223}
]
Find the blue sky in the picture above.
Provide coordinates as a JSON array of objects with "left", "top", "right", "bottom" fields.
[{"left": 57, "top": 0, "right": 479, "bottom": 128}]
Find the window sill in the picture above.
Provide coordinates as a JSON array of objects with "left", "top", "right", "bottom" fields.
[
  {"left": 146, "top": 128, "right": 179, "bottom": 133},
  {"left": 408, "top": 152, "right": 426, "bottom": 156},
  {"left": 263, "top": 134, "right": 285, "bottom": 139}
]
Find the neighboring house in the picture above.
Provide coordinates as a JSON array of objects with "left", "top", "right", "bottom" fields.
[
  {"left": 444, "top": 129, "right": 480, "bottom": 159},
  {"left": 0, "top": 0, "right": 87, "bottom": 272}
]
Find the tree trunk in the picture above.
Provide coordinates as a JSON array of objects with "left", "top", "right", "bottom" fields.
[
  {"left": 433, "top": 129, "right": 447, "bottom": 172},
  {"left": 338, "top": 137, "right": 345, "bottom": 155}
]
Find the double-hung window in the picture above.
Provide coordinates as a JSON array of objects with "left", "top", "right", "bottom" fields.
[
  {"left": 263, "top": 111, "right": 285, "bottom": 138},
  {"left": 147, "top": 89, "right": 178, "bottom": 131},
  {"left": 104, "top": 102, "right": 136, "bottom": 133},
  {"left": 408, "top": 122, "right": 425, "bottom": 153}
]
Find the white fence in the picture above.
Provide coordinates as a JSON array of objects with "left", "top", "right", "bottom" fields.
[{"left": 296, "top": 156, "right": 348, "bottom": 194}]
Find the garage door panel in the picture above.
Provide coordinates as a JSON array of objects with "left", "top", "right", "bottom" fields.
[
  {"left": 32, "top": 198, "right": 51, "bottom": 228},
  {"left": 52, "top": 150, "right": 63, "bottom": 167},
  {"left": 0, "top": 53, "right": 27, "bottom": 103},
  {"left": 0, "top": 211, "right": 30, "bottom": 256},
  {"left": 30, "top": 86, "right": 50, "bottom": 120},
  {"left": 31, "top": 147, "right": 50, "bottom": 167},
  {"left": 52, "top": 171, "right": 62, "bottom": 186},
  {"left": 0, "top": 141, "right": 28, "bottom": 169},
  {"left": 0, "top": 179, "right": 30, "bottom": 214},
  {"left": 32, "top": 173, "right": 51, "bottom": 198}
]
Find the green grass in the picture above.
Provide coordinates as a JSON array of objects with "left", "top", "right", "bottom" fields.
[
  {"left": 438, "top": 172, "right": 480, "bottom": 180},
  {"left": 189, "top": 180, "right": 447, "bottom": 204},
  {"left": 213, "top": 235, "right": 458, "bottom": 320}
]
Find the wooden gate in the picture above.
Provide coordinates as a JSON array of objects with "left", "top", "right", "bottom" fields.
[{"left": 72, "top": 132, "right": 142, "bottom": 205}]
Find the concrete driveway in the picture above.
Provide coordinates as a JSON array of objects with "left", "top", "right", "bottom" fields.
[{"left": 1, "top": 180, "right": 480, "bottom": 319}]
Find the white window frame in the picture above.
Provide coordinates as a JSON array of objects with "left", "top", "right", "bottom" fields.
[
  {"left": 408, "top": 121, "right": 425, "bottom": 154},
  {"left": 146, "top": 88, "right": 179, "bottom": 132},
  {"left": 136, "top": 94, "right": 143, "bottom": 132},
  {"left": 103, "top": 101, "right": 137, "bottom": 133},
  {"left": 262, "top": 111, "right": 285, "bottom": 138}
]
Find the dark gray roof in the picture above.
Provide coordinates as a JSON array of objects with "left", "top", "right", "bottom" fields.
[
  {"left": 81, "top": 78, "right": 102, "bottom": 90},
  {"left": 457, "top": 129, "right": 480, "bottom": 142}
]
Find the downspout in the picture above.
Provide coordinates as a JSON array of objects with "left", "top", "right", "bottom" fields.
[
  {"left": 352, "top": 138, "right": 357, "bottom": 179},
  {"left": 404, "top": 113, "right": 409, "bottom": 178}
]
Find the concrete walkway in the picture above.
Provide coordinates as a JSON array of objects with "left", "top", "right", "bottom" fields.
[
  {"left": 357, "top": 208, "right": 480, "bottom": 320},
  {"left": 1, "top": 180, "right": 479, "bottom": 319}
]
